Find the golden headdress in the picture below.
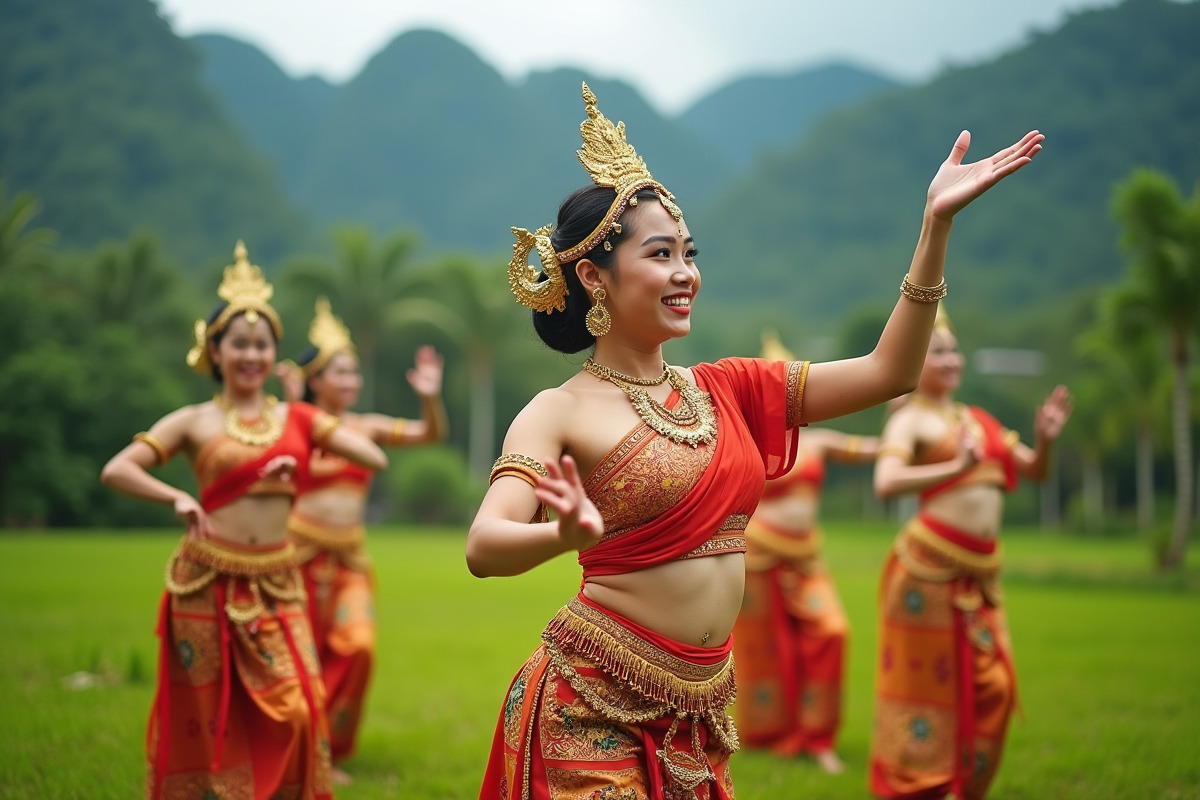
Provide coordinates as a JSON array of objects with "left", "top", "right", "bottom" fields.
[
  {"left": 933, "top": 303, "right": 955, "bottom": 335},
  {"left": 302, "top": 297, "right": 357, "bottom": 377},
  {"left": 507, "top": 82, "right": 683, "bottom": 313},
  {"left": 759, "top": 329, "right": 797, "bottom": 362},
  {"left": 186, "top": 240, "right": 284, "bottom": 376}
]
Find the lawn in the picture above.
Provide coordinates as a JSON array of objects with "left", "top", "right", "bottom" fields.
[{"left": 1, "top": 525, "right": 1197, "bottom": 799}]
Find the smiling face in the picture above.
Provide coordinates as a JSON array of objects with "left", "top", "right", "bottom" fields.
[
  {"left": 309, "top": 351, "right": 362, "bottom": 413},
  {"left": 588, "top": 200, "right": 700, "bottom": 347},
  {"left": 918, "top": 328, "right": 965, "bottom": 396},
  {"left": 208, "top": 313, "right": 276, "bottom": 393}
]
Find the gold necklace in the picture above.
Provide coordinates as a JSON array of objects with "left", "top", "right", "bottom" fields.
[
  {"left": 213, "top": 394, "right": 283, "bottom": 447},
  {"left": 583, "top": 359, "right": 717, "bottom": 448},
  {"left": 909, "top": 394, "right": 982, "bottom": 441}
]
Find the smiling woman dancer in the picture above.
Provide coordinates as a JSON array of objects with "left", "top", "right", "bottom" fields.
[
  {"left": 467, "top": 84, "right": 1043, "bottom": 800},
  {"left": 869, "top": 308, "right": 1071, "bottom": 800},
  {"left": 733, "top": 331, "right": 880, "bottom": 774},
  {"left": 278, "top": 297, "right": 448, "bottom": 783},
  {"left": 100, "top": 242, "right": 387, "bottom": 800}
]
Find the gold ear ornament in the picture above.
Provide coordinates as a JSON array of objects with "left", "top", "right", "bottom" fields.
[
  {"left": 508, "top": 225, "right": 570, "bottom": 314},
  {"left": 585, "top": 287, "right": 611, "bottom": 338}
]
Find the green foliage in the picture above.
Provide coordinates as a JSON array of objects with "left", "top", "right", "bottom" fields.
[
  {"left": 0, "top": 0, "right": 309, "bottom": 266},
  {"left": 383, "top": 445, "right": 481, "bottom": 526}
]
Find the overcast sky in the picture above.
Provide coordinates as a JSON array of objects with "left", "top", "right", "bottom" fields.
[{"left": 157, "top": 0, "right": 1121, "bottom": 113}]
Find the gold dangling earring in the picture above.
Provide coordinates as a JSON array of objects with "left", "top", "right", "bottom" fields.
[{"left": 585, "top": 287, "right": 611, "bottom": 338}]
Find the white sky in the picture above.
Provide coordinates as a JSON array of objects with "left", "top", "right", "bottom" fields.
[{"left": 156, "top": 0, "right": 1122, "bottom": 113}]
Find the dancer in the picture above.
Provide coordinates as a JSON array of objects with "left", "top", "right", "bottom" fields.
[
  {"left": 277, "top": 297, "right": 447, "bottom": 781},
  {"left": 869, "top": 308, "right": 1071, "bottom": 799},
  {"left": 467, "top": 83, "right": 1043, "bottom": 799},
  {"left": 733, "top": 331, "right": 879, "bottom": 773},
  {"left": 100, "top": 242, "right": 387, "bottom": 800}
]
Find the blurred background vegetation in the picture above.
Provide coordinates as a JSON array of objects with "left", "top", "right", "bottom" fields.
[{"left": 0, "top": 0, "right": 1197, "bottom": 569}]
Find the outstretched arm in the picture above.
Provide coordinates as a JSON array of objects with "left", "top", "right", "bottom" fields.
[
  {"left": 367, "top": 346, "right": 448, "bottom": 446},
  {"left": 802, "top": 130, "right": 1045, "bottom": 424},
  {"left": 1014, "top": 385, "right": 1072, "bottom": 482}
]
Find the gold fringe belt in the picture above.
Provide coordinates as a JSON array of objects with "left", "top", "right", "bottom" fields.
[
  {"left": 288, "top": 513, "right": 366, "bottom": 553},
  {"left": 745, "top": 518, "right": 822, "bottom": 562},
  {"left": 894, "top": 517, "right": 1003, "bottom": 607},
  {"left": 163, "top": 536, "right": 305, "bottom": 625}
]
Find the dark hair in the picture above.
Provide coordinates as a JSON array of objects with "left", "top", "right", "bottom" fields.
[
  {"left": 296, "top": 345, "right": 321, "bottom": 403},
  {"left": 531, "top": 185, "right": 659, "bottom": 354},
  {"left": 204, "top": 302, "right": 278, "bottom": 383}
]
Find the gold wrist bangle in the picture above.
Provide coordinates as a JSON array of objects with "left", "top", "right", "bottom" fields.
[
  {"left": 845, "top": 435, "right": 860, "bottom": 457},
  {"left": 900, "top": 274, "right": 947, "bottom": 303},
  {"left": 389, "top": 419, "right": 407, "bottom": 446}
]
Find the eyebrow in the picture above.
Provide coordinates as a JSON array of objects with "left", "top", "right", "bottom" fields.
[{"left": 640, "top": 235, "right": 696, "bottom": 246}]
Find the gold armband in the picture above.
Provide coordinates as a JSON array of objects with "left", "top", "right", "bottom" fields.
[
  {"left": 900, "top": 274, "right": 948, "bottom": 303},
  {"left": 787, "top": 360, "right": 811, "bottom": 428},
  {"left": 133, "top": 432, "right": 170, "bottom": 465},
  {"left": 389, "top": 419, "right": 407, "bottom": 446},
  {"left": 1003, "top": 428, "right": 1020, "bottom": 449},
  {"left": 844, "top": 435, "right": 861, "bottom": 457},
  {"left": 490, "top": 454, "right": 550, "bottom": 523},
  {"left": 877, "top": 444, "right": 913, "bottom": 463},
  {"left": 312, "top": 411, "right": 341, "bottom": 447}
]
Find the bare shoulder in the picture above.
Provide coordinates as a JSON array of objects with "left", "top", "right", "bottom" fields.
[{"left": 502, "top": 387, "right": 574, "bottom": 452}]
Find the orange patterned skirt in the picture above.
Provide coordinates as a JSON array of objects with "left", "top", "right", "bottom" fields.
[
  {"left": 147, "top": 535, "right": 332, "bottom": 800},
  {"left": 869, "top": 515, "right": 1015, "bottom": 800},
  {"left": 480, "top": 593, "right": 741, "bottom": 800},
  {"left": 734, "top": 519, "right": 847, "bottom": 755},
  {"left": 290, "top": 512, "right": 375, "bottom": 762}
]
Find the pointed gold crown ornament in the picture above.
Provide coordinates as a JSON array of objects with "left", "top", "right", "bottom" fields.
[
  {"left": 933, "top": 303, "right": 955, "bottom": 335},
  {"left": 507, "top": 82, "right": 683, "bottom": 313},
  {"left": 759, "top": 329, "right": 796, "bottom": 362},
  {"left": 186, "top": 240, "right": 284, "bottom": 376},
  {"left": 302, "top": 297, "right": 357, "bottom": 377}
]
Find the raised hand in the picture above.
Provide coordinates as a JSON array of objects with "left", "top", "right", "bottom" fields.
[
  {"left": 175, "top": 494, "right": 212, "bottom": 540},
  {"left": 406, "top": 346, "right": 444, "bottom": 398},
  {"left": 927, "top": 130, "right": 1044, "bottom": 221},
  {"left": 534, "top": 455, "right": 604, "bottom": 553},
  {"left": 1034, "top": 385, "right": 1073, "bottom": 442},
  {"left": 275, "top": 361, "right": 306, "bottom": 403}
]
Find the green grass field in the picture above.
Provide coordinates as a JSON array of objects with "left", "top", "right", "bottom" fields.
[{"left": 2, "top": 525, "right": 1198, "bottom": 799}]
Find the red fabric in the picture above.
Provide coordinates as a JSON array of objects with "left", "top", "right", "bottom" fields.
[
  {"left": 200, "top": 402, "right": 320, "bottom": 512},
  {"left": 578, "top": 358, "right": 799, "bottom": 578},
  {"left": 574, "top": 592, "right": 733, "bottom": 663},
  {"left": 920, "top": 406, "right": 1018, "bottom": 502},
  {"left": 917, "top": 513, "right": 998, "bottom": 555},
  {"left": 295, "top": 453, "right": 373, "bottom": 494},
  {"left": 760, "top": 456, "right": 825, "bottom": 500}
]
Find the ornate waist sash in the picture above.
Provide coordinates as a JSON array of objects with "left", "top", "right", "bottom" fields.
[
  {"left": 894, "top": 514, "right": 1003, "bottom": 607},
  {"left": 288, "top": 512, "right": 366, "bottom": 554},
  {"left": 744, "top": 516, "right": 822, "bottom": 562},
  {"left": 164, "top": 535, "right": 305, "bottom": 625}
]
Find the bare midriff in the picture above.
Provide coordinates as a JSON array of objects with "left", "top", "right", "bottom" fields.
[
  {"left": 206, "top": 495, "right": 295, "bottom": 546},
  {"left": 922, "top": 482, "right": 1005, "bottom": 539},
  {"left": 292, "top": 485, "right": 368, "bottom": 528},
  {"left": 754, "top": 485, "right": 820, "bottom": 534},
  {"left": 583, "top": 552, "right": 746, "bottom": 647}
]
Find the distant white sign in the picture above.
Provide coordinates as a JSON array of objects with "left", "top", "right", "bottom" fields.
[{"left": 974, "top": 348, "right": 1044, "bottom": 376}]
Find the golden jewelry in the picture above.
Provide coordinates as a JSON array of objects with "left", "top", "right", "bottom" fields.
[
  {"left": 701, "top": 632, "right": 710, "bottom": 646},
  {"left": 877, "top": 444, "right": 913, "bottom": 463},
  {"left": 186, "top": 241, "right": 284, "bottom": 376},
  {"left": 302, "top": 297, "right": 357, "bottom": 378},
  {"left": 585, "top": 287, "right": 612, "bottom": 338},
  {"left": 489, "top": 454, "right": 550, "bottom": 523},
  {"left": 213, "top": 393, "right": 283, "bottom": 447},
  {"left": 844, "top": 435, "right": 861, "bottom": 457},
  {"left": 759, "top": 329, "right": 797, "bottom": 362},
  {"left": 311, "top": 410, "right": 341, "bottom": 447},
  {"left": 388, "top": 418, "right": 407, "bottom": 446},
  {"left": 900, "top": 273, "right": 947, "bottom": 303},
  {"left": 507, "top": 83, "right": 683, "bottom": 312},
  {"left": 133, "top": 431, "right": 170, "bottom": 465},
  {"left": 583, "top": 359, "right": 717, "bottom": 448}
]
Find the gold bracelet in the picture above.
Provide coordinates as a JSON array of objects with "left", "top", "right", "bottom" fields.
[
  {"left": 877, "top": 444, "right": 913, "bottom": 463},
  {"left": 844, "top": 435, "right": 860, "bottom": 457},
  {"left": 133, "top": 432, "right": 170, "bottom": 465},
  {"left": 389, "top": 419, "right": 407, "bottom": 446},
  {"left": 900, "top": 274, "right": 947, "bottom": 303}
]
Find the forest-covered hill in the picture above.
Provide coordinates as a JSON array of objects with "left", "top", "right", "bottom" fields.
[
  {"left": 0, "top": 0, "right": 308, "bottom": 267},
  {"left": 694, "top": 0, "right": 1200, "bottom": 324}
]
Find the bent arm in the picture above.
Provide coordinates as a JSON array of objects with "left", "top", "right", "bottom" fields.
[
  {"left": 323, "top": 424, "right": 388, "bottom": 472},
  {"left": 873, "top": 410, "right": 972, "bottom": 499},
  {"left": 100, "top": 408, "right": 194, "bottom": 506}
]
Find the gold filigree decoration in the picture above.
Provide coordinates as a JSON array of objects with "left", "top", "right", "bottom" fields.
[
  {"left": 213, "top": 393, "right": 283, "bottom": 447},
  {"left": 508, "top": 225, "right": 569, "bottom": 313},
  {"left": 303, "top": 297, "right": 357, "bottom": 377},
  {"left": 583, "top": 359, "right": 717, "bottom": 448},
  {"left": 186, "top": 240, "right": 284, "bottom": 375}
]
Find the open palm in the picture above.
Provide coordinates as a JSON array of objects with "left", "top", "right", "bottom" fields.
[{"left": 927, "top": 130, "right": 1044, "bottom": 220}]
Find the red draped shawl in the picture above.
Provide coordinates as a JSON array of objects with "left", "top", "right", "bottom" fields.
[{"left": 578, "top": 358, "right": 804, "bottom": 578}]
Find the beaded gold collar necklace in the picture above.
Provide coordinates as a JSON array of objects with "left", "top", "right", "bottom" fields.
[
  {"left": 582, "top": 358, "right": 717, "bottom": 448},
  {"left": 213, "top": 394, "right": 283, "bottom": 447}
]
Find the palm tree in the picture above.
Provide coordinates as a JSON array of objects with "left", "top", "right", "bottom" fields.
[
  {"left": 396, "top": 256, "right": 531, "bottom": 480},
  {"left": 0, "top": 181, "right": 54, "bottom": 276},
  {"left": 281, "top": 226, "right": 421, "bottom": 408},
  {"left": 1111, "top": 169, "right": 1200, "bottom": 569},
  {"left": 1075, "top": 288, "right": 1168, "bottom": 533}
]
